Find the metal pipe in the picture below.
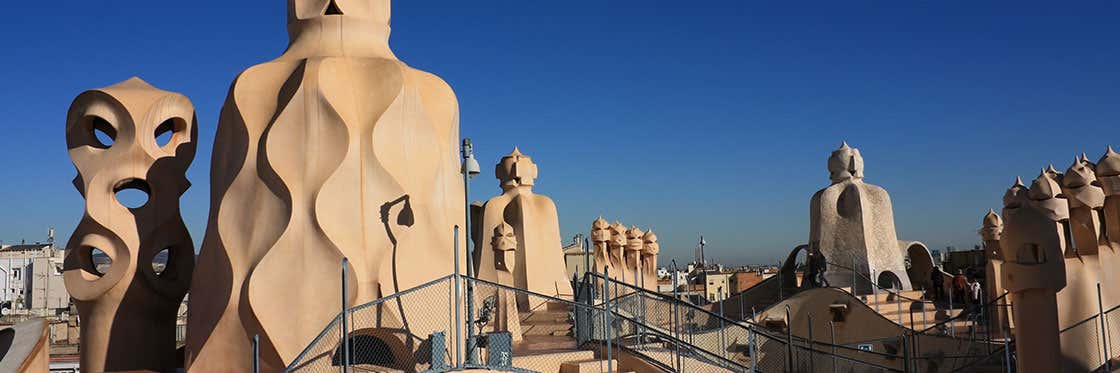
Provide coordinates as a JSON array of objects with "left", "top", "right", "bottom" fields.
[
  {"left": 1099, "top": 283, "right": 1112, "bottom": 372},
  {"left": 604, "top": 267, "right": 613, "bottom": 373},
  {"left": 463, "top": 169, "right": 478, "bottom": 365},
  {"left": 453, "top": 226, "right": 462, "bottom": 368},
  {"left": 342, "top": 258, "right": 351, "bottom": 373},
  {"left": 252, "top": 334, "right": 259, "bottom": 373},
  {"left": 872, "top": 271, "right": 880, "bottom": 314}
]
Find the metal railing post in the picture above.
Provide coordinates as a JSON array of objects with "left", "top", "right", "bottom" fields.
[
  {"left": 807, "top": 314, "right": 815, "bottom": 373},
  {"left": 1004, "top": 321, "right": 1012, "bottom": 373},
  {"left": 341, "top": 258, "right": 351, "bottom": 373},
  {"left": 901, "top": 334, "right": 911, "bottom": 373},
  {"left": 829, "top": 321, "right": 837, "bottom": 373},
  {"left": 1099, "top": 283, "right": 1112, "bottom": 372},
  {"left": 452, "top": 227, "right": 462, "bottom": 368},
  {"left": 949, "top": 284, "right": 955, "bottom": 337},
  {"left": 749, "top": 325, "right": 758, "bottom": 373},
  {"left": 604, "top": 267, "right": 614, "bottom": 373},
  {"left": 672, "top": 262, "right": 682, "bottom": 372},
  {"left": 786, "top": 304, "right": 794, "bottom": 373},
  {"left": 252, "top": 334, "right": 260, "bottom": 373},
  {"left": 872, "top": 271, "right": 880, "bottom": 313},
  {"left": 897, "top": 289, "right": 903, "bottom": 325},
  {"left": 719, "top": 286, "right": 727, "bottom": 361}
]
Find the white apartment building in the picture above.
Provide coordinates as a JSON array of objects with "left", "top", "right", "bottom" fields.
[{"left": 0, "top": 243, "right": 68, "bottom": 314}]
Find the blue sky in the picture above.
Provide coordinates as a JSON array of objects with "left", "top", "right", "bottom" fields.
[{"left": 1, "top": 1, "right": 1117, "bottom": 265}]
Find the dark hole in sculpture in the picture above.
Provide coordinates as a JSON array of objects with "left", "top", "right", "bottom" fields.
[
  {"left": 89, "top": 248, "right": 111, "bottom": 277},
  {"left": 113, "top": 178, "right": 151, "bottom": 209},
  {"left": 0, "top": 328, "right": 14, "bottom": 360},
  {"left": 89, "top": 116, "right": 116, "bottom": 148},
  {"left": 154, "top": 118, "right": 179, "bottom": 148},
  {"left": 332, "top": 335, "right": 394, "bottom": 366},
  {"left": 325, "top": 0, "right": 343, "bottom": 15},
  {"left": 877, "top": 271, "right": 901, "bottom": 290},
  {"left": 153, "top": 248, "right": 170, "bottom": 277}
]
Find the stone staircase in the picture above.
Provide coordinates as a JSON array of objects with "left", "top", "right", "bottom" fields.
[
  {"left": 520, "top": 301, "right": 575, "bottom": 337},
  {"left": 849, "top": 288, "right": 985, "bottom": 334}
]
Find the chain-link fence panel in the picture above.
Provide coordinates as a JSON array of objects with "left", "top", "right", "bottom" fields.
[
  {"left": 1058, "top": 312, "right": 1102, "bottom": 372},
  {"left": 286, "top": 314, "right": 345, "bottom": 372},
  {"left": 1106, "top": 304, "right": 1120, "bottom": 367}
]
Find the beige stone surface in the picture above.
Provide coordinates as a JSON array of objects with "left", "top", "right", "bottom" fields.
[
  {"left": 186, "top": 1, "right": 464, "bottom": 370},
  {"left": 63, "top": 78, "right": 196, "bottom": 372},
  {"left": 1054, "top": 158, "right": 1110, "bottom": 371},
  {"left": 640, "top": 230, "right": 659, "bottom": 292},
  {"left": 980, "top": 209, "right": 1010, "bottom": 337},
  {"left": 473, "top": 148, "right": 573, "bottom": 309},
  {"left": 0, "top": 319, "right": 50, "bottom": 373},
  {"left": 999, "top": 173, "right": 1067, "bottom": 373},
  {"left": 490, "top": 223, "right": 523, "bottom": 341},
  {"left": 1097, "top": 148, "right": 1120, "bottom": 311},
  {"left": 809, "top": 142, "right": 911, "bottom": 293},
  {"left": 587, "top": 218, "right": 658, "bottom": 292},
  {"left": 590, "top": 218, "right": 611, "bottom": 277}
]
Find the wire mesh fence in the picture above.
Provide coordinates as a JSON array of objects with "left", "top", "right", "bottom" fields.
[{"left": 283, "top": 258, "right": 1040, "bottom": 373}]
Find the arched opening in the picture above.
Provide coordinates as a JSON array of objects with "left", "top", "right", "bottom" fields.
[
  {"left": 905, "top": 242, "right": 935, "bottom": 291},
  {"left": 331, "top": 328, "right": 411, "bottom": 369},
  {"left": 333, "top": 335, "right": 395, "bottom": 367},
  {"left": 877, "top": 271, "right": 901, "bottom": 290}
]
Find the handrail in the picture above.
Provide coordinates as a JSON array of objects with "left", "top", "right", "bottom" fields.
[
  {"left": 586, "top": 272, "right": 769, "bottom": 330},
  {"left": 471, "top": 275, "right": 748, "bottom": 371},
  {"left": 915, "top": 291, "right": 1009, "bottom": 335},
  {"left": 823, "top": 260, "right": 927, "bottom": 303}
]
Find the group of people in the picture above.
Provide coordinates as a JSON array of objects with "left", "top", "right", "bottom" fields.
[{"left": 930, "top": 269, "right": 983, "bottom": 309}]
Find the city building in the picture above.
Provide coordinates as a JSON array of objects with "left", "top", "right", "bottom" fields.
[{"left": 0, "top": 242, "right": 68, "bottom": 315}]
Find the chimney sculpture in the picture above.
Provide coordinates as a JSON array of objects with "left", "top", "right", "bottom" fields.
[
  {"left": 609, "top": 222, "right": 629, "bottom": 283},
  {"left": 187, "top": 0, "right": 464, "bottom": 370},
  {"left": 642, "top": 230, "right": 660, "bottom": 292},
  {"left": 1000, "top": 173, "right": 1068, "bottom": 373},
  {"left": 591, "top": 217, "right": 612, "bottom": 276},
  {"left": 64, "top": 78, "right": 197, "bottom": 372},
  {"left": 1097, "top": 148, "right": 1120, "bottom": 311},
  {"left": 473, "top": 148, "right": 573, "bottom": 309},
  {"left": 809, "top": 142, "right": 911, "bottom": 293},
  {"left": 490, "top": 223, "right": 523, "bottom": 341},
  {"left": 980, "top": 209, "right": 1009, "bottom": 338},
  {"left": 625, "top": 226, "right": 645, "bottom": 290}
]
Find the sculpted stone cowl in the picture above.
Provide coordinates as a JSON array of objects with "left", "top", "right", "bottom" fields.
[
  {"left": 1000, "top": 172, "right": 1068, "bottom": 373},
  {"left": 473, "top": 148, "right": 573, "bottom": 309},
  {"left": 625, "top": 226, "right": 645, "bottom": 286},
  {"left": 187, "top": 1, "right": 464, "bottom": 370},
  {"left": 490, "top": 223, "right": 523, "bottom": 340},
  {"left": 591, "top": 217, "right": 612, "bottom": 276},
  {"left": 64, "top": 78, "right": 197, "bottom": 372},
  {"left": 608, "top": 222, "right": 628, "bottom": 281},
  {"left": 1096, "top": 148, "right": 1120, "bottom": 310},
  {"left": 641, "top": 230, "right": 660, "bottom": 292},
  {"left": 809, "top": 142, "right": 911, "bottom": 292}
]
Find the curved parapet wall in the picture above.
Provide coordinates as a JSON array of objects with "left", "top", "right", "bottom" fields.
[
  {"left": 0, "top": 319, "right": 50, "bottom": 372},
  {"left": 63, "top": 77, "right": 197, "bottom": 372},
  {"left": 186, "top": 1, "right": 464, "bottom": 371}
]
